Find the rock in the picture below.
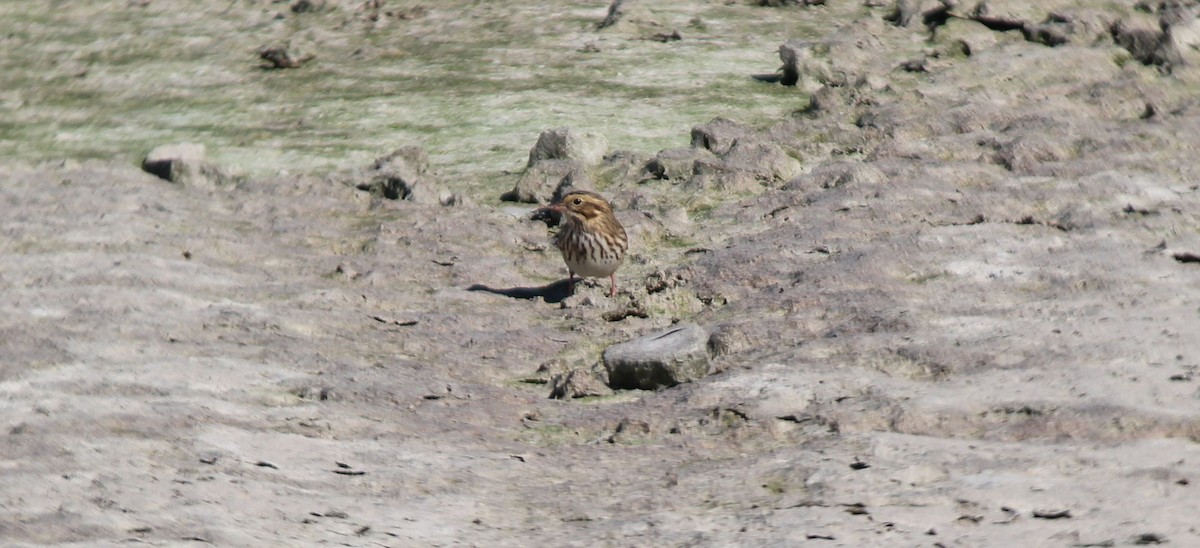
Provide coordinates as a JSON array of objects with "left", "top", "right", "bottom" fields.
[
  {"left": 691, "top": 117, "right": 754, "bottom": 155},
  {"left": 1163, "top": 10, "right": 1200, "bottom": 68},
  {"left": 439, "top": 191, "right": 469, "bottom": 207},
  {"left": 506, "top": 128, "right": 607, "bottom": 204},
  {"left": 596, "top": 150, "right": 653, "bottom": 186},
  {"left": 899, "top": 56, "right": 931, "bottom": 73},
  {"left": 720, "top": 140, "right": 803, "bottom": 184},
  {"left": 1016, "top": 9, "right": 1119, "bottom": 48},
  {"left": 800, "top": 84, "right": 862, "bottom": 118},
  {"left": 548, "top": 367, "right": 613, "bottom": 399},
  {"left": 1049, "top": 9, "right": 1120, "bottom": 44},
  {"left": 290, "top": 0, "right": 324, "bottom": 13},
  {"left": 685, "top": 139, "right": 801, "bottom": 192},
  {"left": 649, "top": 30, "right": 683, "bottom": 43},
  {"left": 602, "top": 323, "right": 711, "bottom": 390},
  {"left": 142, "top": 143, "right": 235, "bottom": 188},
  {"left": 642, "top": 147, "right": 716, "bottom": 181},
  {"left": 501, "top": 159, "right": 590, "bottom": 203},
  {"left": 377, "top": 144, "right": 430, "bottom": 175},
  {"left": 608, "top": 417, "right": 653, "bottom": 444},
  {"left": 142, "top": 142, "right": 205, "bottom": 179},
  {"left": 1111, "top": 15, "right": 1171, "bottom": 68},
  {"left": 968, "top": 0, "right": 1039, "bottom": 32},
  {"left": 884, "top": 0, "right": 952, "bottom": 28},
  {"left": 258, "top": 44, "right": 314, "bottom": 69},
  {"left": 1130, "top": 532, "right": 1168, "bottom": 545},
  {"left": 685, "top": 158, "right": 761, "bottom": 193},
  {"left": 988, "top": 135, "right": 1074, "bottom": 173},
  {"left": 1022, "top": 22, "right": 1070, "bottom": 46},
  {"left": 785, "top": 161, "right": 886, "bottom": 190},
  {"left": 706, "top": 322, "right": 754, "bottom": 357},
  {"left": 354, "top": 146, "right": 441, "bottom": 204},
  {"left": 1166, "top": 2, "right": 1199, "bottom": 26},
  {"left": 776, "top": 29, "right": 886, "bottom": 90},
  {"left": 551, "top": 168, "right": 595, "bottom": 203},
  {"left": 854, "top": 72, "right": 890, "bottom": 91},
  {"left": 330, "top": 145, "right": 449, "bottom": 205},
  {"left": 643, "top": 267, "right": 692, "bottom": 294},
  {"left": 931, "top": 18, "right": 1000, "bottom": 57},
  {"left": 527, "top": 128, "right": 609, "bottom": 168}
]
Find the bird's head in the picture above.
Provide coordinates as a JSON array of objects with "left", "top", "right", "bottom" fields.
[{"left": 532, "top": 190, "right": 614, "bottom": 225}]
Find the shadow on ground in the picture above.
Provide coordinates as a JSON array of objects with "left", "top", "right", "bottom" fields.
[{"left": 467, "top": 279, "right": 572, "bottom": 303}]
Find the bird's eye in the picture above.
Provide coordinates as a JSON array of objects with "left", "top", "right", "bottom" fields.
[{"left": 573, "top": 198, "right": 582, "bottom": 205}]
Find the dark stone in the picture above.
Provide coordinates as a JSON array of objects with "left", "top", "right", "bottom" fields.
[
  {"left": 691, "top": 117, "right": 754, "bottom": 155},
  {"left": 142, "top": 143, "right": 236, "bottom": 188}
]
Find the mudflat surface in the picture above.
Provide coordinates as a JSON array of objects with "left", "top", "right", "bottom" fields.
[{"left": 3, "top": 1, "right": 1200, "bottom": 546}]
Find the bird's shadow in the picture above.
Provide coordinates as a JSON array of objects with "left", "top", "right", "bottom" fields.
[{"left": 467, "top": 279, "right": 572, "bottom": 303}]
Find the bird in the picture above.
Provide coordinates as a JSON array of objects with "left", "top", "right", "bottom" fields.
[{"left": 533, "top": 190, "right": 628, "bottom": 297}]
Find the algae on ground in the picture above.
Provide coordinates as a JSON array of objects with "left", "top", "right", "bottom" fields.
[{"left": 0, "top": 0, "right": 814, "bottom": 201}]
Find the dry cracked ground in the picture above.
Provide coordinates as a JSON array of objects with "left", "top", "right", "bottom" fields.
[{"left": 3, "top": 0, "right": 1200, "bottom": 546}]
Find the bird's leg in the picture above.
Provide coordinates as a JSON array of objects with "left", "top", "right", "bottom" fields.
[
  {"left": 568, "top": 269, "right": 575, "bottom": 295},
  {"left": 609, "top": 273, "right": 617, "bottom": 297}
]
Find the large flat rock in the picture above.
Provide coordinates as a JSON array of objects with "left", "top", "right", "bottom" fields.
[{"left": 603, "top": 323, "right": 711, "bottom": 390}]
